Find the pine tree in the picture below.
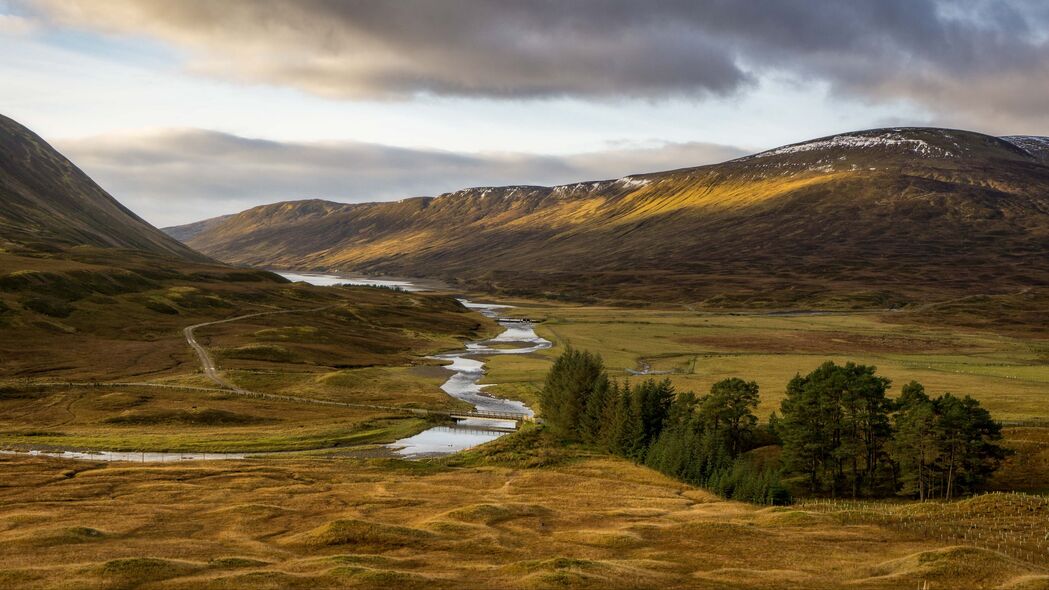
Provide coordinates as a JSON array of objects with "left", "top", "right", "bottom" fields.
[
  {"left": 635, "top": 378, "right": 675, "bottom": 446},
  {"left": 702, "top": 378, "right": 760, "bottom": 457},
  {"left": 779, "top": 361, "right": 892, "bottom": 496},
  {"left": 935, "top": 393, "right": 1009, "bottom": 499},
  {"left": 538, "top": 347, "right": 605, "bottom": 440},
  {"left": 890, "top": 381, "right": 940, "bottom": 500}
]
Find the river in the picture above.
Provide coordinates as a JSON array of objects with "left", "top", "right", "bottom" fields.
[{"left": 280, "top": 272, "right": 550, "bottom": 458}]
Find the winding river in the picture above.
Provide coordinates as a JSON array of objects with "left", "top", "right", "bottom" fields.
[
  {"left": 388, "top": 299, "right": 550, "bottom": 457},
  {"left": 277, "top": 273, "right": 550, "bottom": 458}
]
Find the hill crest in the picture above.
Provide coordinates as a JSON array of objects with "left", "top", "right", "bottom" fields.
[
  {"left": 0, "top": 114, "right": 207, "bottom": 261},
  {"left": 166, "top": 126, "right": 1049, "bottom": 307}
]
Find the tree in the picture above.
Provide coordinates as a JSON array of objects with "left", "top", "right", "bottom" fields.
[
  {"left": 539, "top": 347, "right": 605, "bottom": 440},
  {"left": 890, "top": 382, "right": 940, "bottom": 500},
  {"left": 610, "top": 383, "right": 647, "bottom": 460},
  {"left": 644, "top": 391, "right": 701, "bottom": 480},
  {"left": 935, "top": 393, "right": 1009, "bottom": 499},
  {"left": 779, "top": 361, "right": 892, "bottom": 496},
  {"left": 579, "top": 374, "right": 612, "bottom": 444},
  {"left": 635, "top": 378, "right": 676, "bottom": 447},
  {"left": 838, "top": 362, "right": 893, "bottom": 497},
  {"left": 779, "top": 366, "right": 839, "bottom": 494},
  {"left": 701, "top": 378, "right": 760, "bottom": 457}
]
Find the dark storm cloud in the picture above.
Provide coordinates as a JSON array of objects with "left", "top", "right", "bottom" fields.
[
  {"left": 29, "top": 0, "right": 1049, "bottom": 128},
  {"left": 56, "top": 130, "right": 747, "bottom": 227}
]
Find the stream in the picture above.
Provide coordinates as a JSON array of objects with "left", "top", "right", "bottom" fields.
[{"left": 284, "top": 273, "right": 550, "bottom": 458}]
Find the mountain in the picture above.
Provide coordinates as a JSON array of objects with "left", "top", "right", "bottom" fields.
[
  {"left": 0, "top": 114, "right": 206, "bottom": 261},
  {"left": 167, "top": 128, "right": 1049, "bottom": 307}
]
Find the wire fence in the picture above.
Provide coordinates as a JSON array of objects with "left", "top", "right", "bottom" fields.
[{"left": 800, "top": 491, "right": 1049, "bottom": 568}]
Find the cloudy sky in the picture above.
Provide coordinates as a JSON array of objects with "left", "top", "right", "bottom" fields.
[{"left": 3, "top": 0, "right": 1048, "bottom": 226}]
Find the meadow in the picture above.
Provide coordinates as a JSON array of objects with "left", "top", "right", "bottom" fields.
[
  {"left": 2, "top": 288, "right": 1049, "bottom": 589},
  {"left": 2, "top": 429, "right": 1047, "bottom": 590},
  {"left": 479, "top": 301, "right": 1049, "bottom": 422}
]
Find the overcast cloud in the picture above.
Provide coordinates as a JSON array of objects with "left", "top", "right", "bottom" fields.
[
  {"left": 57, "top": 130, "right": 747, "bottom": 227},
  {"left": 29, "top": 0, "right": 1049, "bottom": 129}
]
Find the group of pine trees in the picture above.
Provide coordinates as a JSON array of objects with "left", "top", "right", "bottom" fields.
[
  {"left": 539, "top": 350, "right": 1009, "bottom": 503},
  {"left": 779, "top": 361, "right": 1009, "bottom": 499},
  {"left": 539, "top": 348, "right": 789, "bottom": 505}
]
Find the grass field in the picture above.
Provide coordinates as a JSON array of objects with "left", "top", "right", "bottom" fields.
[
  {"left": 479, "top": 301, "right": 1049, "bottom": 421},
  {"left": 2, "top": 282, "right": 1048, "bottom": 589},
  {"left": 1, "top": 429, "right": 1046, "bottom": 590},
  {"left": 0, "top": 384, "right": 443, "bottom": 453},
  {"left": 0, "top": 248, "right": 500, "bottom": 455}
]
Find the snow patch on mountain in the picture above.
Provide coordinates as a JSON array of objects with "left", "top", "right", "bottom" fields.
[
  {"left": 1001, "top": 135, "right": 1049, "bottom": 158},
  {"left": 749, "top": 131, "right": 955, "bottom": 159}
]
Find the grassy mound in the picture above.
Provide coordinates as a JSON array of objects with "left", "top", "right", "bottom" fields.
[
  {"left": 97, "top": 557, "right": 201, "bottom": 586},
  {"left": 692, "top": 567, "right": 814, "bottom": 587},
  {"left": 219, "top": 344, "right": 298, "bottom": 363},
  {"left": 293, "top": 519, "right": 435, "bottom": 551},
  {"left": 441, "top": 503, "right": 551, "bottom": 526},
  {"left": 506, "top": 557, "right": 664, "bottom": 590},
  {"left": 861, "top": 546, "right": 1030, "bottom": 586},
  {"left": 551, "top": 529, "right": 643, "bottom": 549},
  {"left": 104, "top": 408, "right": 269, "bottom": 426}
]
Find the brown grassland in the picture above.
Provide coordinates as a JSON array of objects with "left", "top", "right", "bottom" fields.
[
  {"left": 2, "top": 429, "right": 1049, "bottom": 590},
  {"left": 2, "top": 256, "right": 1049, "bottom": 588}
]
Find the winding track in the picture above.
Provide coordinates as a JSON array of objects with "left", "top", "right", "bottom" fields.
[
  {"left": 7, "top": 305, "right": 532, "bottom": 423},
  {"left": 183, "top": 307, "right": 330, "bottom": 393}
]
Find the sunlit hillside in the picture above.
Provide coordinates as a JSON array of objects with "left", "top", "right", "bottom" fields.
[{"left": 169, "top": 128, "right": 1049, "bottom": 307}]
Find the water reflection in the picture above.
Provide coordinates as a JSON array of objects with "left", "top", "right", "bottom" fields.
[
  {"left": 0, "top": 449, "right": 247, "bottom": 462},
  {"left": 388, "top": 299, "right": 551, "bottom": 457},
  {"left": 276, "top": 271, "right": 423, "bottom": 291}
]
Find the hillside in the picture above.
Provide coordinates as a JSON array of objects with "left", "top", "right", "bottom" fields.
[
  {"left": 0, "top": 114, "right": 206, "bottom": 261},
  {"left": 168, "top": 128, "right": 1049, "bottom": 308}
]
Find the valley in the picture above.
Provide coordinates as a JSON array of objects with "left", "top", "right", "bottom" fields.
[{"left": 1, "top": 112, "right": 1048, "bottom": 589}]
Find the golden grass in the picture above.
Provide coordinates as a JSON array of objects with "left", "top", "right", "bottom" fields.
[
  {"left": 0, "top": 384, "right": 438, "bottom": 452},
  {"left": 0, "top": 435, "right": 1042, "bottom": 590}
]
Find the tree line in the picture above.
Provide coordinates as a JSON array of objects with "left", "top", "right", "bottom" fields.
[
  {"left": 539, "top": 349, "right": 1009, "bottom": 503},
  {"left": 539, "top": 348, "right": 789, "bottom": 504}
]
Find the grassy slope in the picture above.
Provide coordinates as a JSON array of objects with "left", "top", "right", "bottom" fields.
[
  {"left": 0, "top": 431, "right": 1045, "bottom": 589},
  {"left": 171, "top": 128, "right": 1049, "bottom": 308},
  {"left": 0, "top": 114, "right": 205, "bottom": 261},
  {"left": 0, "top": 244, "right": 497, "bottom": 452},
  {"left": 0, "top": 247, "right": 488, "bottom": 381}
]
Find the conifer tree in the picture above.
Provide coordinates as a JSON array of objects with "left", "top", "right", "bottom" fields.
[
  {"left": 890, "top": 381, "right": 940, "bottom": 500},
  {"left": 539, "top": 347, "right": 605, "bottom": 440}
]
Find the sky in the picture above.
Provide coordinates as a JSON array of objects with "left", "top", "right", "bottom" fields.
[{"left": 2, "top": 0, "right": 1048, "bottom": 227}]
